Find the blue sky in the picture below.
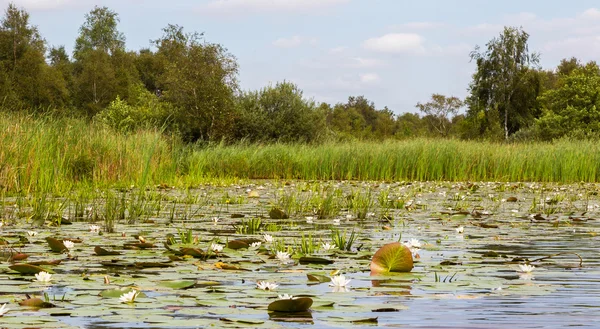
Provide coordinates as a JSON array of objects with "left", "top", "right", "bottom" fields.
[{"left": 4, "top": 0, "right": 600, "bottom": 113}]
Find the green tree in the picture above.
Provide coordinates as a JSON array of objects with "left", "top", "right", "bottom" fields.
[
  {"left": 535, "top": 62, "right": 600, "bottom": 140},
  {"left": 0, "top": 4, "right": 67, "bottom": 109},
  {"left": 72, "top": 6, "right": 137, "bottom": 116},
  {"left": 416, "top": 94, "right": 463, "bottom": 137},
  {"left": 235, "top": 81, "right": 326, "bottom": 142},
  {"left": 467, "top": 26, "right": 541, "bottom": 139},
  {"left": 154, "top": 24, "right": 238, "bottom": 141}
]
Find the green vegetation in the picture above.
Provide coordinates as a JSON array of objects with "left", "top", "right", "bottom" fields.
[
  {"left": 0, "top": 4, "right": 598, "bottom": 144},
  {"left": 3, "top": 112, "right": 600, "bottom": 193}
]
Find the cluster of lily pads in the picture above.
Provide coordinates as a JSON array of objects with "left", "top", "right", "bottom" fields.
[{"left": 0, "top": 180, "right": 594, "bottom": 327}]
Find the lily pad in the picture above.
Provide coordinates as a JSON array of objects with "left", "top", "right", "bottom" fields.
[
  {"left": 268, "top": 297, "right": 313, "bottom": 312},
  {"left": 9, "top": 263, "right": 54, "bottom": 275},
  {"left": 158, "top": 280, "right": 196, "bottom": 290},
  {"left": 370, "top": 242, "right": 413, "bottom": 275},
  {"left": 45, "top": 237, "right": 67, "bottom": 253}
]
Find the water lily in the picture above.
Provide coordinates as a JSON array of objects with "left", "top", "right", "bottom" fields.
[
  {"left": 345, "top": 214, "right": 353, "bottom": 220},
  {"left": 27, "top": 231, "right": 38, "bottom": 237},
  {"left": 329, "top": 274, "right": 351, "bottom": 288},
  {"left": 276, "top": 251, "right": 290, "bottom": 262},
  {"left": 63, "top": 240, "right": 75, "bottom": 250},
  {"left": 305, "top": 216, "right": 314, "bottom": 224},
  {"left": 211, "top": 217, "right": 219, "bottom": 224},
  {"left": 256, "top": 281, "right": 278, "bottom": 291},
  {"left": 89, "top": 225, "right": 101, "bottom": 233},
  {"left": 35, "top": 271, "right": 52, "bottom": 283},
  {"left": 263, "top": 234, "right": 274, "bottom": 243},
  {"left": 211, "top": 244, "right": 224, "bottom": 252},
  {"left": 455, "top": 226, "right": 464, "bottom": 234},
  {"left": 404, "top": 238, "right": 422, "bottom": 249},
  {"left": 332, "top": 218, "right": 341, "bottom": 225},
  {"left": 250, "top": 241, "right": 261, "bottom": 248},
  {"left": 0, "top": 303, "right": 9, "bottom": 316},
  {"left": 278, "top": 294, "right": 295, "bottom": 300},
  {"left": 321, "top": 242, "right": 336, "bottom": 251},
  {"left": 119, "top": 290, "right": 139, "bottom": 304},
  {"left": 517, "top": 264, "right": 535, "bottom": 273}
]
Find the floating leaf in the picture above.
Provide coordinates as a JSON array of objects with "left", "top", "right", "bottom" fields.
[
  {"left": 299, "top": 257, "right": 334, "bottom": 265},
  {"left": 268, "top": 207, "right": 289, "bottom": 219},
  {"left": 94, "top": 246, "right": 122, "bottom": 256},
  {"left": 307, "top": 274, "right": 331, "bottom": 283},
  {"left": 226, "top": 240, "right": 249, "bottom": 250},
  {"left": 19, "top": 297, "right": 55, "bottom": 308},
  {"left": 9, "top": 263, "right": 54, "bottom": 275},
  {"left": 45, "top": 237, "right": 66, "bottom": 253},
  {"left": 268, "top": 297, "right": 313, "bottom": 312},
  {"left": 370, "top": 242, "right": 413, "bottom": 275},
  {"left": 180, "top": 248, "right": 206, "bottom": 258},
  {"left": 158, "top": 280, "right": 197, "bottom": 290}
]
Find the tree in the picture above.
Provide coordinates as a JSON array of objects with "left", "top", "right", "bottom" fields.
[
  {"left": 154, "top": 24, "right": 238, "bottom": 141},
  {"left": 72, "top": 7, "right": 136, "bottom": 116},
  {"left": 415, "top": 94, "right": 463, "bottom": 137},
  {"left": 535, "top": 62, "right": 600, "bottom": 140},
  {"left": 467, "top": 26, "right": 540, "bottom": 139},
  {"left": 234, "top": 81, "right": 326, "bottom": 142},
  {"left": 0, "top": 4, "right": 67, "bottom": 109},
  {"left": 74, "top": 6, "right": 124, "bottom": 59}
]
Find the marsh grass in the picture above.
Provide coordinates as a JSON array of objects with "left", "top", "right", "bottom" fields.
[{"left": 3, "top": 112, "right": 600, "bottom": 195}]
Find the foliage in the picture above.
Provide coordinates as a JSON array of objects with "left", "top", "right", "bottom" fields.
[
  {"left": 466, "top": 26, "right": 541, "bottom": 140},
  {"left": 416, "top": 94, "right": 463, "bottom": 137},
  {"left": 235, "top": 81, "right": 326, "bottom": 142}
]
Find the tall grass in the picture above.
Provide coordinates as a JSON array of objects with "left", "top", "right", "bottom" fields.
[{"left": 1, "top": 112, "right": 599, "bottom": 194}]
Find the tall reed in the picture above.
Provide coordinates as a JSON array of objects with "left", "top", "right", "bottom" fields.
[{"left": 2, "top": 112, "right": 600, "bottom": 194}]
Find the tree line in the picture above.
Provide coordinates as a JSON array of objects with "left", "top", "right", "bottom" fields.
[{"left": 1, "top": 4, "right": 597, "bottom": 142}]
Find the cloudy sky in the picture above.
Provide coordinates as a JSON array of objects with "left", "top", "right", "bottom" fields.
[{"left": 4, "top": 0, "right": 600, "bottom": 113}]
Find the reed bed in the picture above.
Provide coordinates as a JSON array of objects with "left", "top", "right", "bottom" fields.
[{"left": 1, "top": 112, "right": 599, "bottom": 193}]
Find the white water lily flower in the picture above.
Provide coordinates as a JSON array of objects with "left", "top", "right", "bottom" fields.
[
  {"left": 345, "top": 214, "right": 353, "bottom": 220},
  {"left": 63, "top": 240, "right": 75, "bottom": 250},
  {"left": 404, "top": 239, "right": 422, "bottom": 249},
  {"left": 321, "top": 243, "right": 336, "bottom": 251},
  {"left": 263, "top": 234, "right": 274, "bottom": 243},
  {"left": 455, "top": 226, "right": 464, "bottom": 234},
  {"left": 250, "top": 241, "right": 261, "bottom": 248},
  {"left": 0, "top": 303, "right": 9, "bottom": 316},
  {"left": 256, "top": 281, "right": 278, "bottom": 291},
  {"left": 119, "top": 290, "right": 139, "bottom": 303},
  {"left": 278, "top": 294, "right": 295, "bottom": 300},
  {"left": 35, "top": 271, "right": 52, "bottom": 283},
  {"left": 276, "top": 251, "right": 290, "bottom": 262},
  {"left": 27, "top": 231, "right": 38, "bottom": 237},
  {"left": 211, "top": 217, "right": 219, "bottom": 224},
  {"left": 329, "top": 274, "right": 351, "bottom": 288},
  {"left": 332, "top": 218, "right": 341, "bottom": 225},
  {"left": 211, "top": 244, "right": 224, "bottom": 252},
  {"left": 305, "top": 216, "right": 314, "bottom": 224},
  {"left": 366, "top": 212, "right": 375, "bottom": 218},
  {"left": 89, "top": 225, "right": 101, "bottom": 233},
  {"left": 517, "top": 264, "right": 535, "bottom": 273}
]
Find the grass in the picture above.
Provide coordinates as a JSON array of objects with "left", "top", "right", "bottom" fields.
[{"left": 2, "top": 112, "right": 600, "bottom": 194}]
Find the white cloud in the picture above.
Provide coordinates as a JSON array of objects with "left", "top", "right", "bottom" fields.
[
  {"left": 201, "top": 0, "right": 349, "bottom": 15},
  {"left": 359, "top": 73, "right": 380, "bottom": 84},
  {"left": 581, "top": 8, "right": 600, "bottom": 19},
  {"left": 2, "top": 0, "right": 78, "bottom": 10},
  {"left": 362, "top": 33, "right": 425, "bottom": 54},
  {"left": 272, "top": 36, "right": 317, "bottom": 48}
]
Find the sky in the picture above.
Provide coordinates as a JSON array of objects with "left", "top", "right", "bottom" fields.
[{"left": 3, "top": 0, "right": 600, "bottom": 114}]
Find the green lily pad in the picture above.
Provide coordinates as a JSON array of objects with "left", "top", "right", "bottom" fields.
[
  {"left": 268, "top": 297, "right": 313, "bottom": 312},
  {"left": 9, "top": 263, "right": 54, "bottom": 275},
  {"left": 158, "top": 280, "right": 196, "bottom": 289},
  {"left": 370, "top": 242, "right": 413, "bottom": 275}
]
